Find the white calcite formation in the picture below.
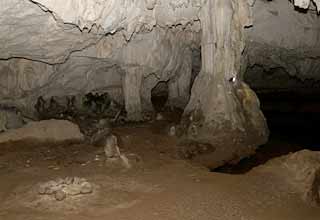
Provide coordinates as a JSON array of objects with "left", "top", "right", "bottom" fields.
[
  {"left": 0, "top": 0, "right": 318, "bottom": 167},
  {"left": 294, "top": 0, "right": 320, "bottom": 12}
]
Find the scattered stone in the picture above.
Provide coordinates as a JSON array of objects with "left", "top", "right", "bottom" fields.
[
  {"left": 155, "top": 113, "right": 164, "bottom": 121},
  {"left": 94, "top": 155, "right": 101, "bottom": 161},
  {"left": 142, "top": 112, "right": 152, "bottom": 121},
  {"left": 96, "top": 118, "right": 111, "bottom": 129},
  {"left": 48, "top": 165, "right": 60, "bottom": 170},
  {"left": 80, "top": 182, "right": 93, "bottom": 194},
  {"left": 194, "top": 179, "right": 201, "bottom": 183},
  {"left": 127, "top": 153, "right": 142, "bottom": 163},
  {"left": 55, "top": 190, "right": 67, "bottom": 201},
  {"left": 66, "top": 186, "right": 81, "bottom": 196},
  {"left": 64, "top": 177, "right": 73, "bottom": 185},
  {"left": 56, "top": 178, "right": 64, "bottom": 185},
  {"left": 47, "top": 180, "right": 58, "bottom": 187},
  {"left": 73, "top": 177, "right": 86, "bottom": 185},
  {"left": 45, "top": 187, "right": 56, "bottom": 195},
  {"left": 179, "top": 141, "right": 216, "bottom": 160},
  {"left": 80, "top": 161, "right": 90, "bottom": 166},
  {"left": 38, "top": 185, "right": 47, "bottom": 195},
  {"left": 104, "top": 134, "right": 120, "bottom": 159},
  {"left": 120, "top": 154, "right": 132, "bottom": 169},
  {"left": 168, "top": 125, "right": 176, "bottom": 136},
  {"left": 37, "top": 177, "right": 94, "bottom": 201},
  {"left": 24, "top": 159, "right": 32, "bottom": 168}
]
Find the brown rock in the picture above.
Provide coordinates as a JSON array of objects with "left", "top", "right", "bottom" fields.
[
  {"left": 55, "top": 190, "right": 67, "bottom": 201},
  {"left": 254, "top": 150, "right": 320, "bottom": 206},
  {"left": 0, "top": 119, "right": 84, "bottom": 144},
  {"left": 80, "top": 182, "right": 93, "bottom": 194}
]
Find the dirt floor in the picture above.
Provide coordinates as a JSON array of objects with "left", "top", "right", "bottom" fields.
[{"left": 0, "top": 120, "right": 319, "bottom": 220}]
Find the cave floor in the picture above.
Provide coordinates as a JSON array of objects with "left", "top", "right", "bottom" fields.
[{"left": 0, "top": 121, "right": 319, "bottom": 220}]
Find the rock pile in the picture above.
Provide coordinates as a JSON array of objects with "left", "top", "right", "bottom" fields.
[{"left": 38, "top": 177, "right": 93, "bottom": 201}]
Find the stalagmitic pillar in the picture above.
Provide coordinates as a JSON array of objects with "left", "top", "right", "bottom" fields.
[
  {"left": 122, "top": 67, "right": 143, "bottom": 121},
  {"left": 180, "top": 0, "right": 269, "bottom": 168},
  {"left": 167, "top": 49, "right": 193, "bottom": 110}
]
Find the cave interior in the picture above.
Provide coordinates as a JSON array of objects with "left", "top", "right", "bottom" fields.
[{"left": 0, "top": 0, "right": 320, "bottom": 219}]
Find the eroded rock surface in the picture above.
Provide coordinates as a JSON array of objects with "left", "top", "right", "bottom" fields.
[
  {"left": 253, "top": 150, "right": 320, "bottom": 206},
  {"left": 245, "top": 0, "right": 320, "bottom": 89},
  {"left": 1, "top": 0, "right": 318, "bottom": 167},
  {"left": 0, "top": 119, "right": 84, "bottom": 144},
  {"left": 294, "top": 0, "right": 320, "bottom": 12},
  {"left": 179, "top": 0, "right": 268, "bottom": 168}
]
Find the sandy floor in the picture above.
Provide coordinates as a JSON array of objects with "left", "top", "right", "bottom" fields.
[{"left": 0, "top": 121, "right": 319, "bottom": 220}]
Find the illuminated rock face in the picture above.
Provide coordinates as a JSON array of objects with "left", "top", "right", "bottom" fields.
[
  {"left": 180, "top": 0, "right": 268, "bottom": 168},
  {"left": 245, "top": 0, "right": 320, "bottom": 89},
  {"left": 0, "top": 0, "right": 318, "bottom": 167},
  {"left": 0, "top": 0, "right": 201, "bottom": 119},
  {"left": 294, "top": 0, "right": 320, "bottom": 12}
]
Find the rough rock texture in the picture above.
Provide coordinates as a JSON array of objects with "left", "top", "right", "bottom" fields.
[
  {"left": 245, "top": 0, "right": 320, "bottom": 90},
  {"left": 0, "top": 107, "right": 25, "bottom": 131},
  {"left": 294, "top": 0, "right": 320, "bottom": 12},
  {"left": 0, "top": 0, "right": 100, "bottom": 64},
  {"left": 244, "top": 66, "right": 320, "bottom": 92},
  {"left": 180, "top": 0, "right": 268, "bottom": 168},
  {"left": 0, "top": 119, "right": 84, "bottom": 144},
  {"left": 253, "top": 150, "right": 320, "bottom": 207},
  {"left": 0, "top": 0, "right": 201, "bottom": 118},
  {"left": 0, "top": 0, "right": 200, "bottom": 62},
  {"left": 0, "top": 27, "right": 199, "bottom": 118},
  {"left": 3, "top": 0, "right": 316, "bottom": 167}
]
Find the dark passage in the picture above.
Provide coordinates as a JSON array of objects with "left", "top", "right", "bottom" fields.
[
  {"left": 214, "top": 91, "right": 320, "bottom": 174},
  {"left": 151, "top": 81, "right": 169, "bottom": 111}
]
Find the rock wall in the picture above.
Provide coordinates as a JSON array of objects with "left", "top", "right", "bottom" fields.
[
  {"left": 3, "top": 0, "right": 317, "bottom": 167},
  {"left": 0, "top": 25, "right": 199, "bottom": 118},
  {"left": 294, "top": 0, "right": 320, "bottom": 12},
  {"left": 245, "top": 0, "right": 320, "bottom": 90}
]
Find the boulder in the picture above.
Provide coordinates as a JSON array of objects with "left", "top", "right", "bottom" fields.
[
  {"left": 254, "top": 150, "right": 320, "bottom": 206},
  {"left": 0, "top": 119, "right": 84, "bottom": 144}
]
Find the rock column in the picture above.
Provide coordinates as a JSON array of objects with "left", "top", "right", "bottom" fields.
[{"left": 181, "top": 0, "right": 269, "bottom": 168}]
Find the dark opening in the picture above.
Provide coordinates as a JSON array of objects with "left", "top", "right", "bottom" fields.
[
  {"left": 213, "top": 66, "right": 320, "bottom": 174},
  {"left": 151, "top": 81, "right": 169, "bottom": 111}
]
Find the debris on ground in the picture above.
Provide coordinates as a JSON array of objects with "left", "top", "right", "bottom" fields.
[{"left": 38, "top": 177, "right": 94, "bottom": 201}]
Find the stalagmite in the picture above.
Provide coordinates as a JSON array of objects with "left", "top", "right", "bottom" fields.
[
  {"left": 0, "top": 0, "right": 318, "bottom": 168},
  {"left": 181, "top": 0, "right": 268, "bottom": 168}
]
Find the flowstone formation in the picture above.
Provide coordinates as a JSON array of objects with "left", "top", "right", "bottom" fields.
[
  {"left": 180, "top": 0, "right": 268, "bottom": 168},
  {"left": 2, "top": 0, "right": 318, "bottom": 168}
]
